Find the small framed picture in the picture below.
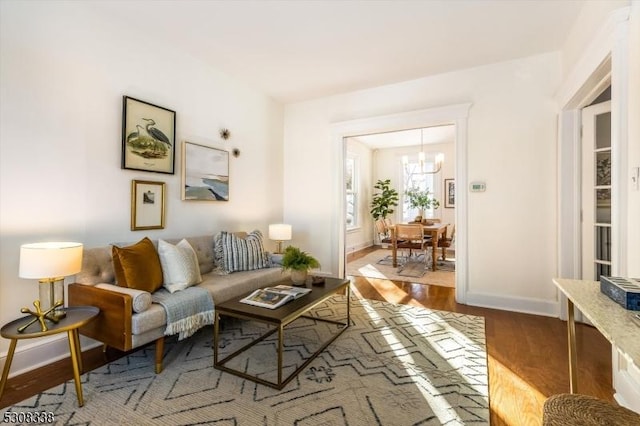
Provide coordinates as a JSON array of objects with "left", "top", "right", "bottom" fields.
[
  {"left": 122, "top": 96, "right": 176, "bottom": 174},
  {"left": 131, "top": 180, "right": 165, "bottom": 230},
  {"left": 182, "top": 141, "right": 229, "bottom": 201},
  {"left": 444, "top": 179, "right": 455, "bottom": 208}
]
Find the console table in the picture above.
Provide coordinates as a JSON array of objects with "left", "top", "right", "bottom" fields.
[{"left": 553, "top": 278, "right": 640, "bottom": 405}]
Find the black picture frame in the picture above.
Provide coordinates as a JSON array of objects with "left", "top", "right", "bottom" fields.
[
  {"left": 122, "top": 96, "right": 176, "bottom": 174},
  {"left": 444, "top": 178, "right": 455, "bottom": 208}
]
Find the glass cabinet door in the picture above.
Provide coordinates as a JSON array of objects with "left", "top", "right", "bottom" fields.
[{"left": 582, "top": 101, "right": 612, "bottom": 279}]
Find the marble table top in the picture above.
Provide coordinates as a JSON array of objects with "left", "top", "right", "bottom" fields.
[{"left": 553, "top": 278, "right": 640, "bottom": 367}]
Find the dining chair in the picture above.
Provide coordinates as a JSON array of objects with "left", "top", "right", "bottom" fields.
[
  {"left": 437, "top": 224, "right": 456, "bottom": 261},
  {"left": 395, "top": 224, "right": 429, "bottom": 267},
  {"left": 375, "top": 219, "right": 392, "bottom": 245}
]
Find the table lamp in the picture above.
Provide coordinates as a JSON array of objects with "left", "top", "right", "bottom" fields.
[
  {"left": 268, "top": 224, "right": 292, "bottom": 254},
  {"left": 19, "top": 242, "right": 83, "bottom": 327}
]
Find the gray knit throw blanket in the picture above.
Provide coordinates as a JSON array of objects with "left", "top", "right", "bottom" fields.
[{"left": 152, "top": 287, "right": 215, "bottom": 340}]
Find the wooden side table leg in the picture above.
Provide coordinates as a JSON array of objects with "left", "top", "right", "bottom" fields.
[
  {"left": 0, "top": 339, "right": 17, "bottom": 400},
  {"left": 67, "top": 329, "right": 85, "bottom": 407},
  {"left": 567, "top": 299, "right": 578, "bottom": 393}
]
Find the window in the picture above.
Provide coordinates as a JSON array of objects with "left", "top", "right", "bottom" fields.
[
  {"left": 401, "top": 154, "right": 439, "bottom": 222},
  {"left": 346, "top": 155, "right": 359, "bottom": 229}
]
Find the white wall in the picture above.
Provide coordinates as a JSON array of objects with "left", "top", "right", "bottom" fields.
[
  {"left": 345, "top": 138, "right": 373, "bottom": 253},
  {"left": 284, "top": 52, "right": 561, "bottom": 315},
  {"left": 559, "top": 2, "right": 640, "bottom": 277},
  {"left": 628, "top": 2, "right": 640, "bottom": 277},
  {"left": 561, "top": 0, "right": 631, "bottom": 80},
  {"left": 0, "top": 2, "right": 284, "bottom": 370}
]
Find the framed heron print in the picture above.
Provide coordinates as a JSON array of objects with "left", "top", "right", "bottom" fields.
[
  {"left": 182, "top": 141, "right": 229, "bottom": 201},
  {"left": 122, "top": 96, "right": 176, "bottom": 174}
]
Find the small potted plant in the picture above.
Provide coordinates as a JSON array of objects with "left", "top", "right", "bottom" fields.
[
  {"left": 281, "top": 246, "right": 321, "bottom": 285},
  {"left": 405, "top": 187, "right": 440, "bottom": 223}
]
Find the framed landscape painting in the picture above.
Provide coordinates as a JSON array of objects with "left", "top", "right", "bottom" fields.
[
  {"left": 122, "top": 96, "right": 176, "bottom": 174},
  {"left": 182, "top": 141, "right": 229, "bottom": 201},
  {"left": 445, "top": 178, "right": 455, "bottom": 208},
  {"left": 131, "top": 180, "right": 165, "bottom": 230}
]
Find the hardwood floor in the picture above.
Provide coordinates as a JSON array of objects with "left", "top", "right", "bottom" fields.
[
  {"left": 348, "top": 247, "right": 614, "bottom": 425},
  {"left": 1, "top": 246, "right": 614, "bottom": 425}
]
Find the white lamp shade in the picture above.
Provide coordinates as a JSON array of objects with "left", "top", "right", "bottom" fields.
[
  {"left": 19, "top": 242, "right": 83, "bottom": 279},
  {"left": 268, "top": 224, "right": 292, "bottom": 241}
]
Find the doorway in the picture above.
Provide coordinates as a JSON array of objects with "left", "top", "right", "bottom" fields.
[
  {"left": 331, "top": 103, "right": 471, "bottom": 303},
  {"left": 344, "top": 126, "right": 456, "bottom": 289}
]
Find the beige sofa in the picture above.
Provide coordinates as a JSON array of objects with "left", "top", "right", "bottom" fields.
[{"left": 68, "top": 233, "right": 288, "bottom": 373}]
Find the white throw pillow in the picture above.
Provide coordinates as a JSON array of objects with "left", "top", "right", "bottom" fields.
[{"left": 158, "top": 239, "right": 202, "bottom": 293}]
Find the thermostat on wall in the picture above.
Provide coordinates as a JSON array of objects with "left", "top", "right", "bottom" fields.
[{"left": 470, "top": 181, "right": 486, "bottom": 192}]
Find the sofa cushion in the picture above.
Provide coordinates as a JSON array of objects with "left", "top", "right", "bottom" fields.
[
  {"left": 215, "top": 230, "right": 270, "bottom": 273},
  {"left": 131, "top": 304, "right": 167, "bottom": 335},
  {"left": 75, "top": 247, "right": 115, "bottom": 285},
  {"left": 198, "top": 267, "right": 287, "bottom": 304},
  {"left": 158, "top": 239, "right": 202, "bottom": 293},
  {"left": 112, "top": 237, "right": 163, "bottom": 292}
]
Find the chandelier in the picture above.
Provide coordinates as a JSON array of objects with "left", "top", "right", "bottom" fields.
[{"left": 402, "top": 128, "right": 443, "bottom": 175}]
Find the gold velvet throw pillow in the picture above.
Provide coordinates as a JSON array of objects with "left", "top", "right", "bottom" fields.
[{"left": 112, "top": 237, "right": 163, "bottom": 293}]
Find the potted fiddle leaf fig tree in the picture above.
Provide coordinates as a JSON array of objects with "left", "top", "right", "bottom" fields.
[
  {"left": 370, "top": 179, "right": 399, "bottom": 221},
  {"left": 281, "top": 246, "right": 320, "bottom": 285},
  {"left": 405, "top": 186, "right": 440, "bottom": 222}
]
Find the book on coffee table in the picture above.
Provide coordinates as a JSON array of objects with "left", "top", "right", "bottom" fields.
[{"left": 240, "top": 285, "right": 311, "bottom": 309}]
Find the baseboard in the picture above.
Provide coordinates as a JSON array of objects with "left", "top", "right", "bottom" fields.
[
  {"left": 0, "top": 334, "right": 102, "bottom": 379},
  {"left": 465, "top": 291, "right": 559, "bottom": 318},
  {"left": 345, "top": 241, "right": 374, "bottom": 255}
]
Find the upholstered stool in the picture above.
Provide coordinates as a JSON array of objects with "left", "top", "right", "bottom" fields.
[{"left": 543, "top": 394, "right": 640, "bottom": 426}]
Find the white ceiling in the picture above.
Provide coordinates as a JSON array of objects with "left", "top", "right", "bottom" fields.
[{"left": 88, "top": 0, "right": 585, "bottom": 103}]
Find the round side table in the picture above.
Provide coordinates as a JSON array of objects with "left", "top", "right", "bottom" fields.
[{"left": 0, "top": 306, "right": 99, "bottom": 407}]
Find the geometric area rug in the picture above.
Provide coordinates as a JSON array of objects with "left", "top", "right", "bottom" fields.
[{"left": 2, "top": 296, "right": 488, "bottom": 425}]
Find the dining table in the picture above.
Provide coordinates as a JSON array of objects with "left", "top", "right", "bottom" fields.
[{"left": 389, "top": 222, "right": 449, "bottom": 271}]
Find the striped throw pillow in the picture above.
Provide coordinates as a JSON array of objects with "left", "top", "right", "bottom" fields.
[{"left": 216, "top": 230, "right": 270, "bottom": 273}]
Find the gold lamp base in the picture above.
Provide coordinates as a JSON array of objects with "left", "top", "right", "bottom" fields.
[{"left": 18, "top": 300, "right": 63, "bottom": 333}]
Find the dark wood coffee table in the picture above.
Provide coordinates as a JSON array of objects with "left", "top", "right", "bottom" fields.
[{"left": 213, "top": 277, "right": 350, "bottom": 389}]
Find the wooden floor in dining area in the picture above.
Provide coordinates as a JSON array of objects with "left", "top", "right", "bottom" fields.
[
  {"left": 1, "top": 246, "right": 614, "bottom": 426},
  {"left": 348, "top": 246, "right": 614, "bottom": 426}
]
